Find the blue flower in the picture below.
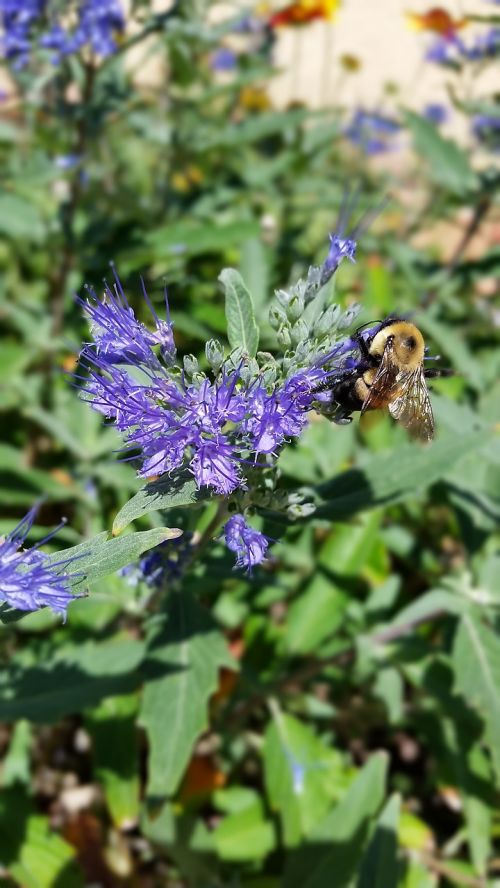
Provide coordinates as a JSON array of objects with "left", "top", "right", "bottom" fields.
[
  {"left": 426, "top": 28, "right": 500, "bottom": 65},
  {"left": 79, "top": 275, "right": 335, "bottom": 496},
  {"left": 0, "top": 0, "right": 125, "bottom": 66},
  {"left": 211, "top": 47, "right": 237, "bottom": 71},
  {"left": 322, "top": 233, "right": 357, "bottom": 277},
  {"left": 0, "top": 508, "right": 81, "bottom": 617},
  {"left": 472, "top": 113, "right": 500, "bottom": 151},
  {"left": 423, "top": 103, "right": 448, "bottom": 125},
  {"left": 224, "top": 514, "right": 269, "bottom": 570},
  {"left": 344, "top": 109, "right": 401, "bottom": 155},
  {"left": 80, "top": 271, "right": 175, "bottom": 368},
  {"left": 0, "top": 0, "right": 45, "bottom": 67},
  {"left": 41, "top": 0, "right": 125, "bottom": 59}
]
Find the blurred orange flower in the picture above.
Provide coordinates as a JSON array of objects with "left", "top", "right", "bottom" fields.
[
  {"left": 406, "top": 7, "right": 468, "bottom": 39},
  {"left": 269, "top": 0, "right": 340, "bottom": 28},
  {"left": 180, "top": 756, "right": 226, "bottom": 803}
]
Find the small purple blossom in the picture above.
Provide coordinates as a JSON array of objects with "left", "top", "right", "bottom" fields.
[
  {"left": 54, "top": 153, "right": 81, "bottom": 170},
  {"left": 0, "top": 508, "right": 81, "bottom": 617},
  {"left": 472, "top": 113, "right": 500, "bottom": 151},
  {"left": 425, "top": 36, "right": 461, "bottom": 65},
  {"left": 463, "top": 27, "right": 500, "bottom": 61},
  {"left": 80, "top": 271, "right": 175, "bottom": 368},
  {"left": 224, "top": 514, "right": 269, "bottom": 570},
  {"left": 323, "top": 234, "right": 357, "bottom": 277},
  {"left": 211, "top": 47, "right": 237, "bottom": 71},
  {"left": 120, "top": 534, "right": 193, "bottom": 589},
  {"left": 344, "top": 109, "right": 401, "bottom": 155},
  {"left": 423, "top": 103, "right": 448, "bottom": 126}
]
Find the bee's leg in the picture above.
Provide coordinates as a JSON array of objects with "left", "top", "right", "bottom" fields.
[
  {"left": 333, "top": 412, "right": 353, "bottom": 426},
  {"left": 354, "top": 331, "right": 372, "bottom": 361},
  {"left": 424, "top": 368, "right": 454, "bottom": 379},
  {"left": 311, "top": 367, "right": 356, "bottom": 395}
]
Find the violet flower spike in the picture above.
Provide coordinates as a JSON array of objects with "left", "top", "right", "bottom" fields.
[
  {"left": 79, "top": 273, "right": 346, "bottom": 494},
  {"left": 0, "top": 507, "right": 82, "bottom": 617}
]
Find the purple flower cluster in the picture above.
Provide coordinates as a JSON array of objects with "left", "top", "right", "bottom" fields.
[
  {"left": 0, "top": 0, "right": 125, "bottom": 66},
  {"left": 0, "top": 508, "right": 80, "bottom": 617},
  {"left": 224, "top": 514, "right": 270, "bottom": 570},
  {"left": 344, "top": 109, "right": 401, "bottom": 155},
  {"left": 427, "top": 28, "right": 500, "bottom": 65},
  {"left": 0, "top": 0, "right": 45, "bottom": 66},
  {"left": 79, "top": 275, "right": 326, "bottom": 499},
  {"left": 472, "top": 113, "right": 500, "bottom": 151}
]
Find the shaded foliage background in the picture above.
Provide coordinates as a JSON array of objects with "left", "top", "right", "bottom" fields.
[{"left": 0, "top": 1, "right": 499, "bottom": 885}]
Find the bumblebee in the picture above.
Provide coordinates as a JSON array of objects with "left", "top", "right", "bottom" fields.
[{"left": 316, "top": 318, "right": 449, "bottom": 442}]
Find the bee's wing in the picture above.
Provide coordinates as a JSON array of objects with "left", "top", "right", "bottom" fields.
[
  {"left": 388, "top": 366, "right": 435, "bottom": 441},
  {"left": 361, "top": 340, "right": 401, "bottom": 411}
]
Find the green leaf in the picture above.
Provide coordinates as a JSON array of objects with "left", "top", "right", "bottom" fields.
[
  {"left": 112, "top": 471, "right": 209, "bottom": 534},
  {"left": 0, "top": 788, "right": 82, "bottom": 888},
  {"left": 49, "top": 526, "right": 182, "bottom": 591},
  {"left": 0, "top": 193, "right": 46, "bottom": 242},
  {"left": 219, "top": 267, "right": 259, "bottom": 357},
  {"left": 86, "top": 694, "right": 140, "bottom": 829},
  {"left": 263, "top": 710, "right": 343, "bottom": 846},
  {"left": 453, "top": 613, "right": 500, "bottom": 785},
  {"left": 140, "top": 590, "right": 233, "bottom": 799},
  {"left": 357, "top": 794, "right": 401, "bottom": 888},
  {"left": 1, "top": 721, "right": 32, "bottom": 787},
  {"left": 239, "top": 236, "right": 270, "bottom": 314},
  {"left": 214, "top": 789, "right": 275, "bottom": 861},
  {"left": 443, "top": 718, "right": 492, "bottom": 875},
  {"left": 285, "top": 571, "right": 348, "bottom": 655},
  {"left": 316, "top": 430, "right": 493, "bottom": 522},
  {"left": 284, "top": 753, "right": 388, "bottom": 888},
  {"left": 0, "top": 636, "right": 146, "bottom": 722},
  {"left": 404, "top": 111, "right": 479, "bottom": 196}
]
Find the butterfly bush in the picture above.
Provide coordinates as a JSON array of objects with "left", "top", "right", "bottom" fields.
[
  {"left": 79, "top": 220, "right": 369, "bottom": 573},
  {"left": 0, "top": 0, "right": 125, "bottom": 66},
  {"left": 0, "top": 508, "right": 81, "bottom": 616}
]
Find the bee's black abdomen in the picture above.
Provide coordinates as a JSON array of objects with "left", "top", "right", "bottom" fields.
[{"left": 329, "top": 376, "right": 365, "bottom": 413}]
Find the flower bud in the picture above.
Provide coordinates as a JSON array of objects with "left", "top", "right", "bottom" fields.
[
  {"left": 287, "top": 502, "right": 317, "bottom": 519},
  {"left": 275, "top": 288, "right": 292, "bottom": 309},
  {"left": 338, "top": 304, "right": 361, "bottom": 330},
  {"left": 269, "top": 304, "right": 287, "bottom": 330},
  {"left": 287, "top": 292, "right": 305, "bottom": 321},
  {"left": 183, "top": 354, "right": 198, "bottom": 376},
  {"left": 313, "top": 303, "right": 341, "bottom": 337},
  {"left": 276, "top": 325, "right": 292, "bottom": 348},
  {"left": 205, "top": 338, "right": 224, "bottom": 372},
  {"left": 290, "top": 318, "right": 309, "bottom": 345}
]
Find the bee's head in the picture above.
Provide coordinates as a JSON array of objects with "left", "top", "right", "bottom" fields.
[{"left": 370, "top": 320, "right": 425, "bottom": 368}]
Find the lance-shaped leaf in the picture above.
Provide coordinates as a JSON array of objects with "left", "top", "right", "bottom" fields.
[
  {"left": 358, "top": 794, "right": 401, "bottom": 888},
  {"left": 404, "top": 111, "right": 479, "bottom": 196},
  {"left": 453, "top": 613, "right": 500, "bottom": 786},
  {"left": 112, "top": 471, "right": 210, "bottom": 534},
  {"left": 219, "top": 268, "right": 259, "bottom": 357},
  {"left": 284, "top": 752, "right": 388, "bottom": 888},
  {"left": 140, "top": 589, "right": 234, "bottom": 799},
  {"left": 316, "top": 429, "right": 493, "bottom": 522}
]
